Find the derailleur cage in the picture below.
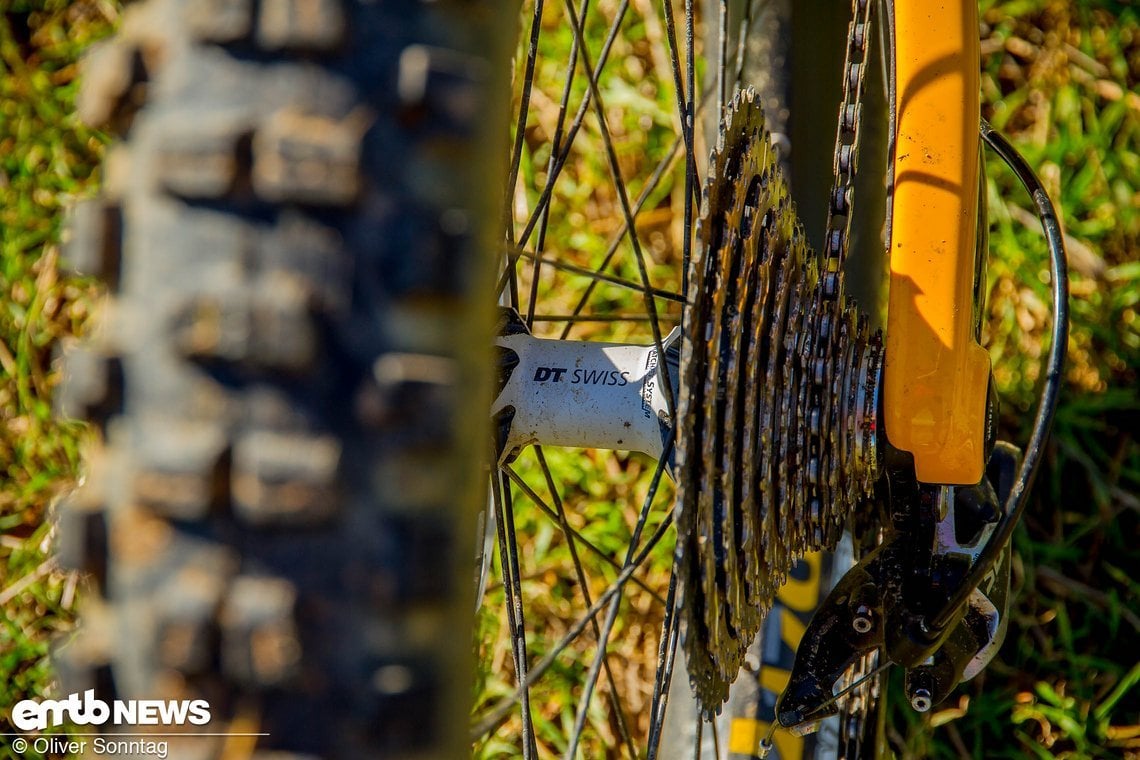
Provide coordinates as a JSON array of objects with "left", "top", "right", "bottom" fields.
[{"left": 777, "top": 439, "right": 1022, "bottom": 729}]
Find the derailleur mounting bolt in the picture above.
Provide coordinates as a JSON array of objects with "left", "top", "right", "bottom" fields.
[
  {"left": 906, "top": 665, "right": 937, "bottom": 713},
  {"left": 910, "top": 688, "right": 933, "bottom": 713},
  {"left": 852, "top": 604, "right": 874, "bottom": 634}
]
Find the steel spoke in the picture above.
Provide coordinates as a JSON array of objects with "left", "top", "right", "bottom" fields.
[
  {"left": 733, "top": 11, "right": 748, "bottom": 94},
  {"left": 503, "top": 0, "right": 548, "bottom": 310},
  {"left": 491, "top": 470, "right": 538, "bottom": 758},
  {"left": 533, "top": 447, "right": 639, "bottom": 759},
  {"left": 505, "top": 0, "right": 545, "bottom": 212},
  {"left": 494, "top": 0, "right": 639, "bottom": 306},
  {"left": 487, "top": 0, "right": 725, "bottom": 751},
  {"left": 524, "top": 83, "right": 711, "bottom": 341},
  {"left": 561, "top": 0, "right": 678, "bottom": 418},
  {"left": 517, "top": 0, "right": 631, "bottom": 249},
  {"left": 514, "top": 246, "right": 686, "bottom": 304},
  {"left": 556, "top": 81, "right": 716, "bottom": 340},
  {"left": 538, "top": 314, "right": 663, "bottom": 323},
  {"left": 525, "top": 0, "right": 593, "bottom": 328},
  {"left": 502, "top": 465, "right": 666, "bottom": 608},
  {"left": 716, "top": 0, "right": 728, "bottom": 130},
  {"left": 661, "top": 0, "right": 699, "bottom": 301},
  {"left": 646, "top": 567, "right": 681, "bottom": 760},
  {"left": 471, "top": 507, "right": 676, "bottom": 740},
  {"left": 563, "top": 438, "right": 675, "bottom": 758},
  {"left": 684, "top": 0, "right": 697, "bottom": 300},
  {"left": 558, "top": 130, "right": 686, "bottom": 339}
]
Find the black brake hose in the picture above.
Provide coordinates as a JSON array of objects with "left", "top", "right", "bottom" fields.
[{"left": 928, "top": 120, "right": 1070, "bottom": 633}]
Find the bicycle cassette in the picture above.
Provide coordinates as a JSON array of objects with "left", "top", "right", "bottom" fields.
[{"left": 675, "top": 88, "right": 883, "bottom": 712}]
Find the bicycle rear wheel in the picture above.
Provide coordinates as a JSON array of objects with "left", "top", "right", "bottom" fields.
[{"left": 476, "top": 0, "right": 891, "bottom": 757}]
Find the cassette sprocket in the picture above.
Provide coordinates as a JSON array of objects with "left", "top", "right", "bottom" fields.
[{"left": 675, "top": 88, "right": 882, "bottom": 711}]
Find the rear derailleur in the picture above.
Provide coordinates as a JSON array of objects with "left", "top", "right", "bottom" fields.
[{"left": 777, "top": 435, "right": 1023, "bottom": 732}]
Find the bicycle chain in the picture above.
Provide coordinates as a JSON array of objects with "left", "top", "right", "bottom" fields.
[
  {"left": 677, "top": 0, "right": 882, "bottom": 712},
  {"left": 808, "top": 0, "right": 878, "bottom": 554}
]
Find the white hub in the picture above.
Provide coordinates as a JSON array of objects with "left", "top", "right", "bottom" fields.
[{"left": 493, "top": 328, "right": 678, "bottom": 463}]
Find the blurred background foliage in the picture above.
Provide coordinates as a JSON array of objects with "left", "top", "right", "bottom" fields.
[
  {"left": 0, "top": 0, "right": 1136, "bottom": 758},
  {"left": 1, "top": 1, "right": 110, "bottom": 748}
]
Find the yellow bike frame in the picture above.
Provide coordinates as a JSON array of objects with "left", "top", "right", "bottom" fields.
[{"left": 884, "top": 0, "right": 991, "bottom": 486}]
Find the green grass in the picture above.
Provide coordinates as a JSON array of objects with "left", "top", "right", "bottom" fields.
[
  {"left": 1, "top": 0, "right": 1137, "bottom": 759},
  {"left": 0, "top": 2, "right": 113, "bottom": 755}
]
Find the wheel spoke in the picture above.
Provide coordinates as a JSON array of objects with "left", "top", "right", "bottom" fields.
[
  {"left": 646, "top": 567, "right": 681, "bottom": 760},
  {"left": 557, "top": 82, "right": 714, "bottom": 339},
  {"left": 661, "top": 0, "right": 699, "bottom": 300},
  {"left": 496, "top": 0, "right": 638, "bottom": 305},
  {"left": 716, "top": 0, "right": 728, "bottom": 130},
  {"left": 502, "top": 464, "right": 667, "bottom": 606},
  {"left": 561, "top": 0, "right": 678, "bottom": 417},
  {"left": 518, "top": 83, "right": 714, "bottom": 340},
  {"left": 564, "top": 438, "right": 675, "bottom": 758},
  {"left": 503, "top": 0, "right": 548, "bottom": 311},
  {"left": 532, "top": 446, "right": 639, "bottom": 759},
  {"left": 471, "top": 506, "right": 676, "bottom": 740},
  {"left": 486, "top": 0, "right": 725, "bottom": 751},
  {"left": 557, "top": 129, "right": 686, "bottom": 338},
  {"left": 514, "top": 246, "right": 686, "bottom": 304},
  {"left": 505, "top": 0, "right": 547, "bottom": 239},
  {"left": 525, "top": 0, "right": 593, "bottom": 328},
  {"left": 538, "top": 314, "right": 662, "bottom": 323},
  {"left": 491, "top": 470, "right": 538, "bottom": 758},
  {"left": 685, "top": 0, "right": 696, "bottom": 293}
]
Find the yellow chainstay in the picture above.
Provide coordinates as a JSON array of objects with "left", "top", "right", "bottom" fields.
[{"left": 885, "top": 0, "right": 991, "bottom": 485}]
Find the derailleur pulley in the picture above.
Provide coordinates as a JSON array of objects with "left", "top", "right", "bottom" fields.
[{"left": 777, "top": 441, "right": 1021, "bottom": 730}]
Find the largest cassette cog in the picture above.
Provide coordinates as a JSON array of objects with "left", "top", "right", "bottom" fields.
[{"left": 675, "top": 88, "right": 881, "bottom": 712}]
